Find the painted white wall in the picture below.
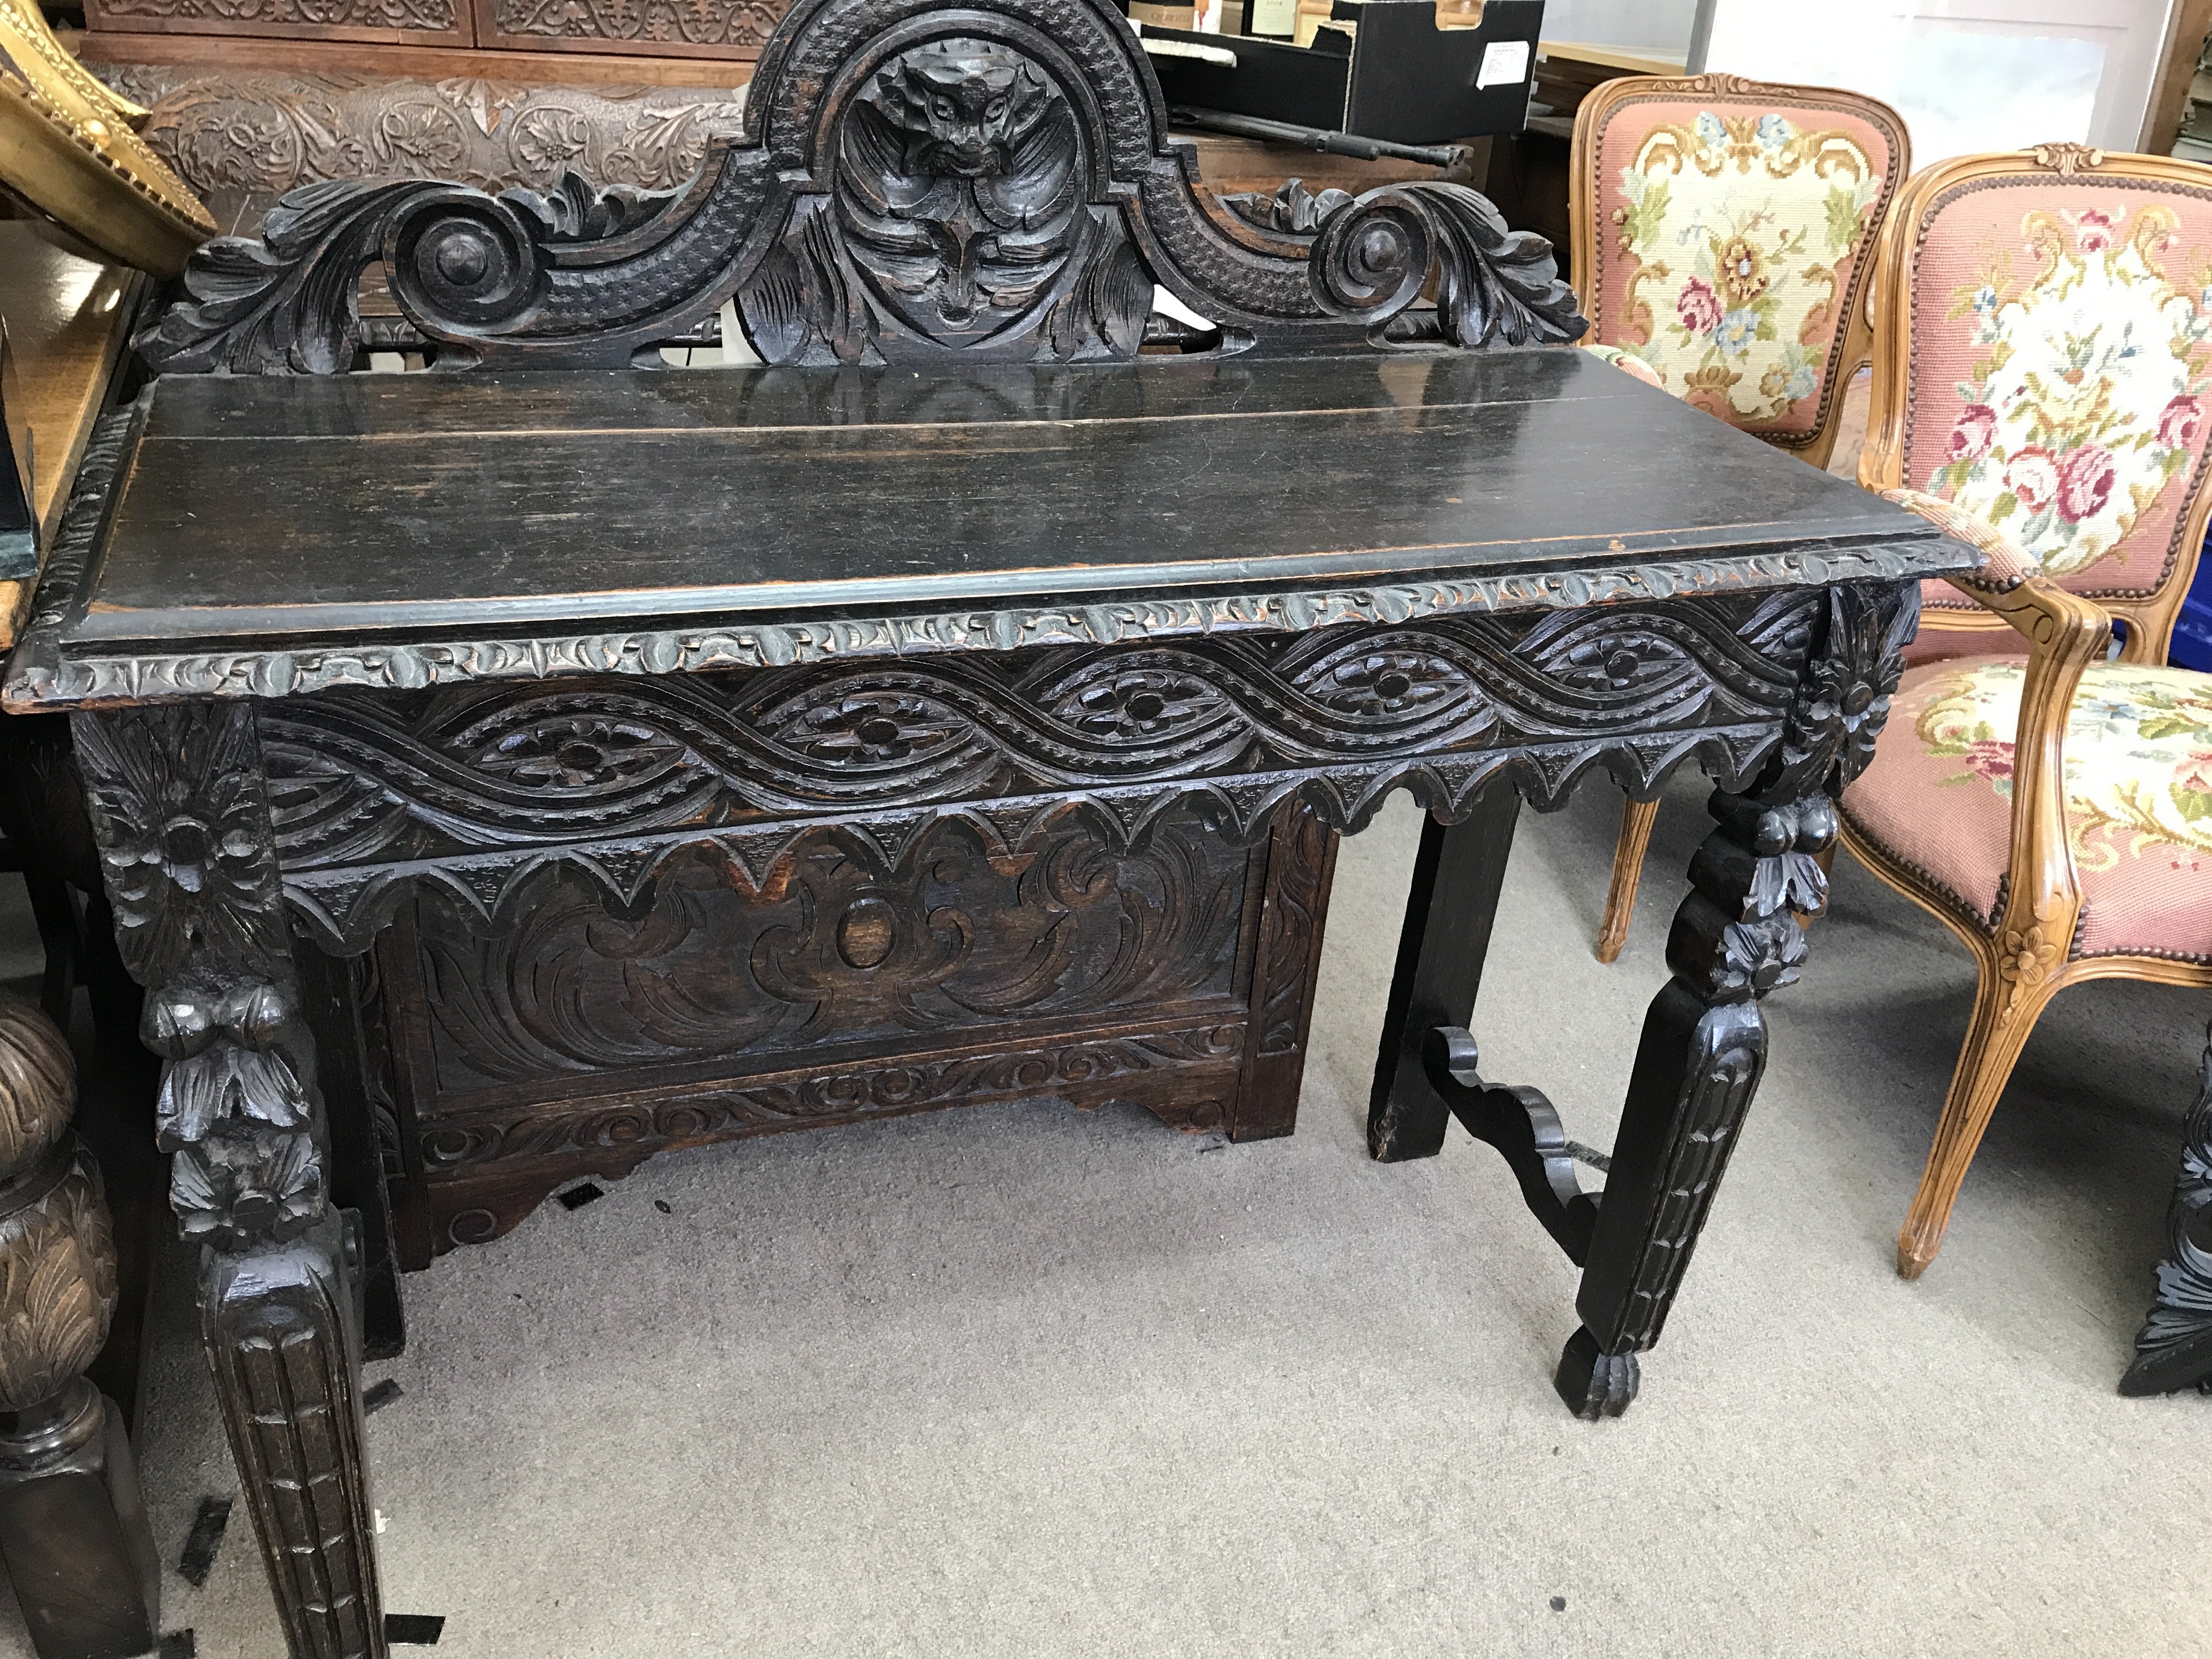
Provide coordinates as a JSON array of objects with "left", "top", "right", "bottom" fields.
[
  {"left": 1700, "top": 0, "right": 2180, "bottom": 162},
  {"left": 1539, "top": 0, "right": 1700, "bottom": 53}
]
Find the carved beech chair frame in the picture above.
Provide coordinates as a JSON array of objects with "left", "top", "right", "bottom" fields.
[
  {"left": 1565, "top": 70, "right": 1913, "bottom": 963},
  {"left": 1837, "top": 145, "right": 2212, "bottom": 1394},
  {"left": 0, "top": 1, "right": 1970, "bottom": 1654}
]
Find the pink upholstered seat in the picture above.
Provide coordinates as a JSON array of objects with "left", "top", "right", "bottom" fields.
[
  {"left": 1836, "top": 145, "right": 2212, "bottom": 1283},
  {"left": 1843, "top": 654, "right": 2212, "bottom": 961}
]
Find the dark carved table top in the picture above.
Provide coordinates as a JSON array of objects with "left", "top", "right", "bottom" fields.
[{"left": 4, "top": 347, "right": 1964, "bottom": 709}]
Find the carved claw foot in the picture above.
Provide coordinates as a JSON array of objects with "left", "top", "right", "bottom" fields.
[{"left": 1555, "top": 1328, "right": 1640, "bottom": 1420}]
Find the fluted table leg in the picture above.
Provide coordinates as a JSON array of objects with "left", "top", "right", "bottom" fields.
[
  {"left": 1556, "top": 788, "right": 1835, "bottom": 1418},
  {"left": 75, "top": 704, "right": 385, "bottom": 1659}
]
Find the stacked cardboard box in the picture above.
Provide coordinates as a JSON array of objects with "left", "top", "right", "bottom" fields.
[{"left": 2174, "top": 27, "right": 2212, "bottom": 162}]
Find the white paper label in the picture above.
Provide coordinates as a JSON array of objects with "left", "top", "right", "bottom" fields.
[{"left": 1476, "top": 38, "right": 1530, "bottom": 88}]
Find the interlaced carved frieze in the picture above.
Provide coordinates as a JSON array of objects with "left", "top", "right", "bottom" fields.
[{"left": 256, "top": 592, "right": 1848, "bottom": 949}]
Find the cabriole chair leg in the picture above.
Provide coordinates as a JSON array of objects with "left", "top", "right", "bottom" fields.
[
  {"left": 1595, "top": 797, "right": 1661, "bottom": 963},
  {"left": 1898, "top": 956, "right": 2062, "bottom": 1279}
]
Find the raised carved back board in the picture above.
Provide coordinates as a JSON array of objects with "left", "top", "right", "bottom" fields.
[{"left": 129, "top": 0, "right": 1588, "bottom": 375}]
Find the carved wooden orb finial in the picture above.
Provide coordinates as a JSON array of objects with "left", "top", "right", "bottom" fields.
[
  {"left": 0, "top": 990, "right": 114, "bottom": 1417},
  {"left": 0, "top": 988, "right": 75, "bottom": 1178}
]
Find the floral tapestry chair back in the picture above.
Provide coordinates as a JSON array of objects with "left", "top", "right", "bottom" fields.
[
  {"left": 1570, "top": 72, "right": 1910, "bottom": 469},
  {"left": 1841, "top": 145, "right": 2212, "bottom": 1325},
  {"left": 1862, "top": 145, "right": 2212, "bottom": 662},
  {"left": 1574, "top": 73, "right": 1909, "bottom": 968}
]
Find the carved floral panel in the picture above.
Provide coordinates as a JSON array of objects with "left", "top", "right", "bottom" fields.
[
  {"left": 87, "top": 0, "right": 460, "bottom": 35},
  {"left": 101, "top": 67, "right": 753, "bottom": 198},
  {"left": 393, "top": 810, "right": 1254, "bottom": 1095}
]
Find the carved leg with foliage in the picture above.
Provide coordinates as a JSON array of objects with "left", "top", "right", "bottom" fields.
[
  {"left": 1367, "top": 780, "right": 1523, "bottom": 1163},
  {"left": 1558, "top": 787, "right": 1835, "bottom": 1417},
  {"left": 0, "top": 990, "right": 159, "bottom": 1659},
  {"left": 2120, "top": 1020, "right": 2212, "bottom": 1397},
  {"left": 1558, "top": 582, "right": 1912, "bottom": 1418},
  {"left": 74, "top": 704, "right": 385, "bottom": 1659}
]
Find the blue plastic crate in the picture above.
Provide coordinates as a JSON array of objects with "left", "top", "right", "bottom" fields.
[{"left": 2175, "top": 526, "right": 2212, "bottom": 672}]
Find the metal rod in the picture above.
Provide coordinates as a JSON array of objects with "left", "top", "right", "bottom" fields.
[{"left": 1167, "top": 105, "right": 1467, "bottom": 168}]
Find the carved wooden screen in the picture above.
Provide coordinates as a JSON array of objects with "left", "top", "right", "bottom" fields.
[
  {"left": 139, "top": 0, "right": 1587, "bottom": 374},
  {"left": 84, "top": 0, "right": 787, "bottom": 60},
  {"left": 470, "top": 0, "right": 789, "bottom": 59},
  {"left": 82, "top": 0, "right": 473, "bottom": 52}
]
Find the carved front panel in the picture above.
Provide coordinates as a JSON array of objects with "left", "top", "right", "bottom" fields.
[
  {"left": 84, "top": 0, "right": 464, "bottom": 44},
  {"left": 354, "top": 803, "right": 1279, "bottom": 1252},
  {"left": 404, "top": 812, "right": 1251, "bottom": 1091},
  {"left": 475, "top": 0, "right": 788, "bottom": 56}
]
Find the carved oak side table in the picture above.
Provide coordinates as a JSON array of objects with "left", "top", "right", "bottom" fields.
[{"left": 2, "top": 0, "right": 1971, "bottom": 1651}]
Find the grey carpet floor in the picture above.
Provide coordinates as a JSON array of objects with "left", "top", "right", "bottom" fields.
[{"left": 6, "top": 772, "right": 2207, "bottom": 1658}]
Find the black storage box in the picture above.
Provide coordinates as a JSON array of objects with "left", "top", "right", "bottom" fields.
[{"left": 1137, "top": 0, "right": 1544, "bottom": 146}]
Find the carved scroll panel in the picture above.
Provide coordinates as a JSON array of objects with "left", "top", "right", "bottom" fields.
[
  {"left": 136, "top": 0, "right": 1588, "bottom": 371},
  {"left": 404, "top": 812, "right": 1251, "bottom": 1091}
]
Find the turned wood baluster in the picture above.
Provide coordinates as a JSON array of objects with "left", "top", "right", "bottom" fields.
[
  {"left": 72, "top": 703, "right": 385, "bottom": 1659},
  {"left": 0, "top": 989, "right": 159, "bottom": 1659}
]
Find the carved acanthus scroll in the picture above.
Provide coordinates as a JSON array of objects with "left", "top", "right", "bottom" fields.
[{"left": 135, "top": 0, "right": 1588, "bottom": 373}]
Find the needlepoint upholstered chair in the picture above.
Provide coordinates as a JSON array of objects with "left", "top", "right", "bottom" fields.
[
  {"left": 1840, "top": 142, "right": 2212, "bottom": 1279},
  {"left": 1570, "top": 72, "right": 1912, "bottom": 961}
]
